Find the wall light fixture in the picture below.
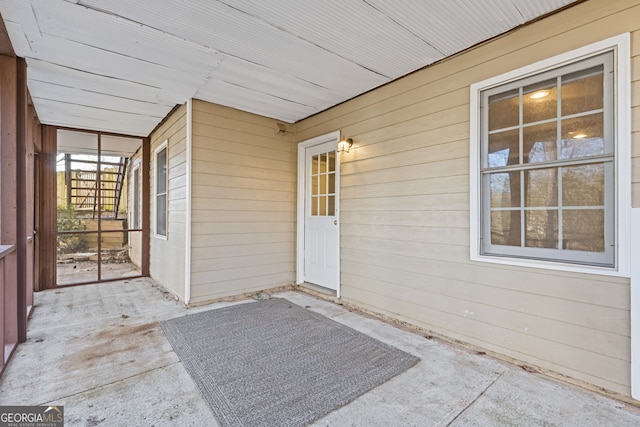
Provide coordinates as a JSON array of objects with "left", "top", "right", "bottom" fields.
[{"left": 338, "top": 138, "right": 353, "bottom": 153}]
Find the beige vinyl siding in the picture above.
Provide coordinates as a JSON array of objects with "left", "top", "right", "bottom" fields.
[
  {"left": 149, "top": 104, "right": 187, "bottom": 299},
  {"left": 189, "top": 100, "right": 295, "bottom": 304},
  {"left": 633, "top": 29, "right": 640, "bottom": 206},
  {"left": 294, "top": 0, "right": 638, "bottom": 396}
]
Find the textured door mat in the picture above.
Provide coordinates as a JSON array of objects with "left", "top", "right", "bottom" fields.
[{"left": 161, "top": 298, "right": 420, "bottom": 427}]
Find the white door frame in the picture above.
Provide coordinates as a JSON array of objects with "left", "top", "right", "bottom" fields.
[{"left": 296, "top": 131, "right": 341, "bottom": 297}]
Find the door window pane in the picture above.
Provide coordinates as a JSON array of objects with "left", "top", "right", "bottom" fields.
[
  {"left": 319, "top": 196, "right": 327, "bottom": 216},
  {"left": 328, "top": 152, "right": 336, "bottom": 172},
  {"left": 328, "top": 173, "right": 335, "bottom": 194}
]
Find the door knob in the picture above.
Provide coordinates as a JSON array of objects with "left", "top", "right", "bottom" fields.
[{"left": 334, "top": 220, "right": 338, "bottom": 225}]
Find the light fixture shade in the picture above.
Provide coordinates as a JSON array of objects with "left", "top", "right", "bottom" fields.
[{"left": 338, "top": 138, "right": 353, "bottom": 153}]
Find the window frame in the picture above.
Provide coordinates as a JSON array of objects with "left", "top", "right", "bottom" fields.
[
  {"left": 154, "top": 141, "right": 168, "bottom": 239},
  {"left": 469, "top": 34, "right": 631, "bottom": 277},
  {"left": 132, "top": 164, "right": 141, "bottom": 230}
]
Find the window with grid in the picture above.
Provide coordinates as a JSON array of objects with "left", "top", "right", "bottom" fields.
[
  {"left": 480, "top": 51, "right": 614, "bottom": 266},
  {"left": 133, "top": 166, "right": 140, "bottom": 230},
  {"left": 310, "top": 151, "right": 336, "bottom": 216},
  {"left": 155, "top": 144, "right": 167, "bottom": 238}
]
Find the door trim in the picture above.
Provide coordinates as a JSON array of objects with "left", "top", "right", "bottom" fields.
[{"left": 296, "top": 131, "right": 341, "bottom": 297}]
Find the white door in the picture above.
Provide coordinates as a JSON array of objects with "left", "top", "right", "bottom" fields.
[{"left": 298, "top": 136, "right": 340, "bottom": 292}]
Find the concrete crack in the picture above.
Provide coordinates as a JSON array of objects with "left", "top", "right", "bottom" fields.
[
  {"left": 37, "top": 361, "right": 181, "bottom": 406},
  {"left": 445, "top": 371, "right": 506, "bottom": 426}
]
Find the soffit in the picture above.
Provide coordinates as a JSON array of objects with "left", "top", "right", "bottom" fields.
[{"left": 0, "top": 0, "right": 578, "bottom": 137}]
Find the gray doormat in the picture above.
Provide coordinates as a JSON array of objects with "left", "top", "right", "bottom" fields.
[{"left": 161, "top": 298, "right": 420, "bottom": 427}]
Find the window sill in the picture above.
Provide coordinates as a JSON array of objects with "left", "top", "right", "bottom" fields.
[{"left": 470, "top": 253, "right": 629, "bottom": 278}]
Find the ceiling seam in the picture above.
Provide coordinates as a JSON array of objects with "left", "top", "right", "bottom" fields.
[
  {"left": 26, "top": 58, "right": 164, "bottom": 90},
  {"left": 66, "top": 1, "right": 343, "bottom": 102},
  {"left": 361, "top": 0, "right": 447, "bottom": 57},
  {"left": 215, "top": 0, "right": 392, "bottom": 80},
  {"left": 40, "top": 32, "right": 210, "bottom": 86},
  {"left": 32, "top": 96, "right": 166, "bottom": 118},
  {"left": 77, "top": 0, "right": 390, "bottom": 82},
  {"left": 29, "top": 78, "right": 174, "bottom": 106}
]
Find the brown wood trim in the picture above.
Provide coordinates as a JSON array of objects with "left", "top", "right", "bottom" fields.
[
  {"left": 56, "top": 229, "right": 144, "bottom": 235},
  {"left": 0, "top": 55, "right": 18, "bottom": 355},
  {"left": 16, "top": 57, "right": 27, "bottom": 342},
  {"left": 147, "top": 104, "right": 180, "bottom": 138},
  {"left": 141, "top": 137, "right": 150, "bottom": 276},
  {"left": 0, "top": 14, "right": 15, "bottom": 57},
  {"left": 0, "top": 245, "right": 16, "bottom": 259},
  {"left": 38, "top": 125, "right": 57, "bottom": 290},
  {"left": 55, "top": 275, "right": 144, "bottom": 288},
  {"left": 55, "top": 125, "right": 146, "bottom": 140}
]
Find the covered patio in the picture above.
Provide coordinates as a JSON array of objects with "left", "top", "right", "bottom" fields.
[
  {"left": 1, "top": 279, "right": 639, "bottom": 426},
  {"left": 2, "top": 0, "right": 640, "bottom": 421}
]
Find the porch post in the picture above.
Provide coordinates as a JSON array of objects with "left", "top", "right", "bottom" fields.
[
  {"left": 0, "top": 54, "right": 18, "bottom": 360},
  {"left": 141, "top": 137, "right": 150, "bottom": 276},
  {"left": 16, "top": 57, "right": 27, "bottom": 342},
  {"left": 38, "top": 126, "right": 57, "bottom": 290}
]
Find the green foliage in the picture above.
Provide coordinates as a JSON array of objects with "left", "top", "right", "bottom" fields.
[{"left": 57, "top": 205, "right": 87, "bottom": 255}]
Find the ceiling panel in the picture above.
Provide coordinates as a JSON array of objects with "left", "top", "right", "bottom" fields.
[
  {"left": 221, "top": 0, "right": 445, "bottom": 78},
  {"left": 0, "top": 0, "right": 579, "bottom": 136},
  {"left": 195, "top": 79, "right": 319, "bottom": 124},
  {"left": 36, "top": 98, "right": 162, "bottom": 136},
  {"left": 73, "top": 0, "right": 389, "bottom": 93},
  {"left": 364, "top": 0, "right": 572, "bottom": 56},
  {"left": 57, "top": 129, "right": 142, "bottom": 157},
  {"left": 27, "top": 59, "right": 169, "bottom": 105},
  {"left": 31, "top": 0, "right": 224, "bottom": 79}
]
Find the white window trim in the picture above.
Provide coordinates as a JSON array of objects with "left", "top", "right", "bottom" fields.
[
  {"left": 131, "top": 164, "right": 141, "bottom": 230},
  {"left": 469, "top": 33, "right": 631, "bottom": 277},
  {"left": 153, "top": 140, "right": 168, "bottom": 240}
]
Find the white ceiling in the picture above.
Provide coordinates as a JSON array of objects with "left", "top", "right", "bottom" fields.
[
  {"left": 57, "top": 129, "right": 141, "bottom": 157},
  {"left": 0, "top": 0, "right": 578, "bottom": 137}
]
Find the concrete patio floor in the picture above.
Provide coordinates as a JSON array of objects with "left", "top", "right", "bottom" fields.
[{"left": 1, "top": 278, "right": 640, "bottom": 426}]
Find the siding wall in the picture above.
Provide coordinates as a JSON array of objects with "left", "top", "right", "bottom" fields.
[
  {"left": 190, "top": 100, "right": 295, "bottom": 304},
  {"left": 149, "top": 104, "right": 187, "bottom": 299},
  {"left": 294, "top": 0, "right": 638, "bottom": 396}
]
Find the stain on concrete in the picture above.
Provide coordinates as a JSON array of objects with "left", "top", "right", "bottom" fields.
[{"left": 64, "top": 322, "right": 160, "bottom": 368}]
